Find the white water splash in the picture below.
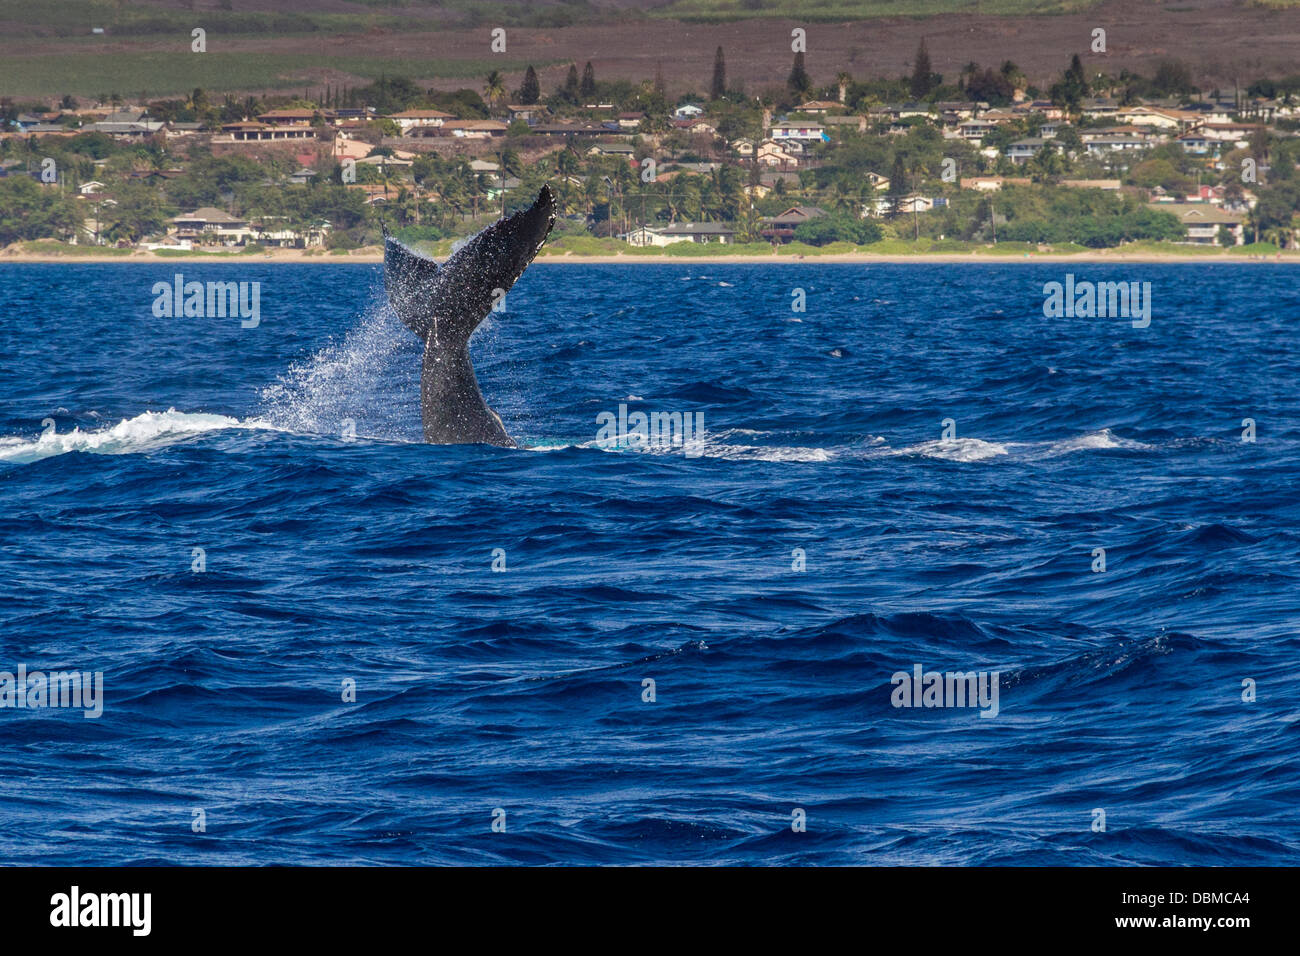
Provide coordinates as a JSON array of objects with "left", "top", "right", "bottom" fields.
[
  {"left": 0, "top": 409, "right": 275, "bottom": 464},
  {"left": 258, "top": 299, "right": 420, "bottom": 441},
  {"left": 898, "top": 438, "right": 1009, "bottom": 462}
]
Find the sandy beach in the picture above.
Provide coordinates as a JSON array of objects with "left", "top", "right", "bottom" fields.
[{"left": 3, "top": 247, "right": 1297, "bottom": 265}]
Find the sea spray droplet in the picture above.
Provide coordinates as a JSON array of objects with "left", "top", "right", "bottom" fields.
[{"left": 258, "top": 295, "right": 421, "bottom": 442}]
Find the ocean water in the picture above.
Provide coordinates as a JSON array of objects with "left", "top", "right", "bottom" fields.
[{"left": 0, "top": 261, "right": 1296, "bottom": 866}]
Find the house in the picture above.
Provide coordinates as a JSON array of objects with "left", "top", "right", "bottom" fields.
[
  {"left": 624, "top": 225, "right": 672, "bottom": 247},
  {"left": 389, "top": 109, "right": 453, "bottom": 132},
  {"left": 1198, "top": 123, "right": 1263, "bottom": 150},
  {"left": 1150, "top": 202, "right": 1244, "bottom": 244},
  {"left": 252, "top": 217, "right": 331, "bottom": 248},
  {"left": 416, "top": 119, "right": 507, "bottom": 139},
  {"left": 617, "top": 112, "right": 645, "bottom": 131},
  {"left": 258, "top": 108, "right": 329, "bottom": 127},
  {"left": 485, "top": 175, "right": 523, "bottom": 201},
  {"left": 769, "top": 121, "right": 829, "bottom": 144},
  {"left": 87, "top": 117, "right": 165, "bottom": 139},
  {"left": 895, "top": 195, "right": 935, "bottom": 213},
  {"left": 956, "top": 118, "right": 998, "bottom": 142},
  {"left": 1081, "top": 132, "right": 1150, "bottom": 155},
  {"left": 756, "top": 141, "right": 800, "bottom": 168},
  {"left": 658, "top": 222, "right": 736, "bottom": 244},
  {"left": 896, "top": 102, "right": 933, "bottom": 120},
  {"left": 287, "top": 167, "right": 318, "bottom": 185},
  {"left": 164, "top": 121, "right": 203, "bottom": 139},
  {"left": 960, "top": 176, "right": 1032, "bottom": 191},
  {"left": 333, "top": 107, "right": 377, "bottom": 122},
  {"left": 933, "top": 101, "right": 984, "bottom": 120},
  {"left": 761, "top": 205, "right": 826, "bottom": 243},
  {"left": 1114, "top": 106, "right": 1198, "bottom": 131},
  {"left": 730, "top": 138, "right": 756, "bottom": 158},
  {"left": 673, "top": 103, "right": 704, "bottom": 120},
  {"left": 77, "top": 181, "right": 107, "bottom": 195},
  {"left": 1027, "top": 101, "right": 1067, "bottom": 121},
  {"left": 1176, "top": 132, "right": 1213, "bottom": 154},
  {"left": 219, "top": 121, "right": 315, "bottom": 142},
  {"left": 821, "top": 115, "right": 868, "bottom": 134},
  {"left": 796, "top": 100, "right": 842, "bottom": 115},
  {"left": 587, "top": 143, "right": 636, "bottom": 158},
  {"left": 678, "top": 118, "right": 718, "bottom": 136},
  {"left": 171, "top": 208, "right": 254, "bottom": 244},
  {"left": 1004, "top": 138, "right": 1050, "bottom": 163},
  {"left": 506, "top": 105, "right": 546, "bottom": 124},
  {"left": 1080, "top": 98, "right": 1120, "bottom": 120}
]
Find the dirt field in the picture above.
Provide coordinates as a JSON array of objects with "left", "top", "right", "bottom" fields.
[{"left": 5, "top": 1, "right": 1300, "bottom": 99}]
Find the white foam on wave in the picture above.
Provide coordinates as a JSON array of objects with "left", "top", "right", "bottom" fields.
[
  {"left": 896, "top": 437, "right": 1010, "bottom": 462},
  {"left": 0, "top": 409, "right": 275, "bottom": 464},
  {"left": 1041, "top": 428, "right": 1148, "bottom": 456},
  {"left": 871, "top": 428, "right": 1150, "bottom": 464},
  {"left": 525, "top": 428, "right": 832, "bottom": 462}
]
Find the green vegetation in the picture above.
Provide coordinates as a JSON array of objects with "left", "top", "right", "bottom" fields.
[
  {"left": 0, "top": 52, "right": 556, "bottom": 99},
  {"left": 6, "top": 50, "right": 1300, "bottom": 258}
]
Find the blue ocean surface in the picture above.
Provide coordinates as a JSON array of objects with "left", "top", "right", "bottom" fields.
[{"left": 0, "top": 261, "right": 1296, "bottom": 866}]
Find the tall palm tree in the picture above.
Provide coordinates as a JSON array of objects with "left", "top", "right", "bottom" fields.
[
  {"left": 836, "top": 72, "right": 852, "bottom": 105},
  {"left": 484, "top": 71, "right": 506, "bottom": 113}
]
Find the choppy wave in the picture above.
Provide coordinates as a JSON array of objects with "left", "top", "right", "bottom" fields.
[{"left": 1, "top": 262, "right": 1297, "bottom": 866}]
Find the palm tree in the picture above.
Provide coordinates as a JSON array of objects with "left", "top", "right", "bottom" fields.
[
  {"left": 483, "top": 71, "right": 506, "bottom": 113},
  {"left": 829, "top": 179, "right": 856, "bottom": 216},
  {"left": 1263, "top": 225, "right": 1289, "bottom": 250},
  {"left": 836, "top": 72, "right": 852, "bottom": 105}
]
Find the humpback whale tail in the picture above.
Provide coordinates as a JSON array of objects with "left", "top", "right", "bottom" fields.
[{"left": 383, "top": 185, "right": 556, "bottom": 445}]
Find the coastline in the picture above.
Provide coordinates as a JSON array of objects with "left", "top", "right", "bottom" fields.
[{"left": 2, "top": 248, "right": 1296, "bottom": 265}]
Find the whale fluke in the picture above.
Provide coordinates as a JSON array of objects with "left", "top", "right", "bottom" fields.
[{"left": 383, "top": 185, "right": 556, "bottom": 445}]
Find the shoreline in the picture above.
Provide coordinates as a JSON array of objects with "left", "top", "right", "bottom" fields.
[{"left": 2, "top": 250, "right": 1297, "bottom": 265}]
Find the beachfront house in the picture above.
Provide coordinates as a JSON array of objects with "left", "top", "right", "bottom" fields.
[
  {"left": 761, "top": 205, "right": 827, "bottom": 243},
  {"left": 1150, "top": 203, "right": 1245, "bottom": 245},
  {"left": 171, "top": 208, "right": 255, "bottom": 245}
]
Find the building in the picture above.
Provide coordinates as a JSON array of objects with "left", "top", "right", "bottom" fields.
[
  {"left": 388, "top": 109, "right": 453, "bottom": 132},
  {"left": 1005, "top": 138, "right": 1050, "bottom": 163},
  {"left": 795, "top": 100, "right": 842, "bottom": 115},
  {"left": 219, "top": 121, "right": 316, "bottom": 142},
  {"left": 761, "top": 205, "right": 826, "bottom": 243},
  {"left": 960, "top": 176, "right": 1031, "bottom": 191},
  {"left": 769, "top": 121, "right": 829, "bottom": 144},
  {"left": 409, "top": 119, "right": 507, "bottom": 139},
  {"left": 258, "top": 108, "right": 330, "bottom": 127},
  {"left": 756, "top": 141, "right": 801, "bottom": 168},
  {"left": 626, "top": 222, "right": 736, "bottom": 245},
  {"left": 1149, "top": 203, "right": 1244, "bottom": 245},
  {"left": 171, "top": 208, "right": 254, "bottom": 245},
  {"left": 506, "top": 105, "right": 546, "bottom": 124}
]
